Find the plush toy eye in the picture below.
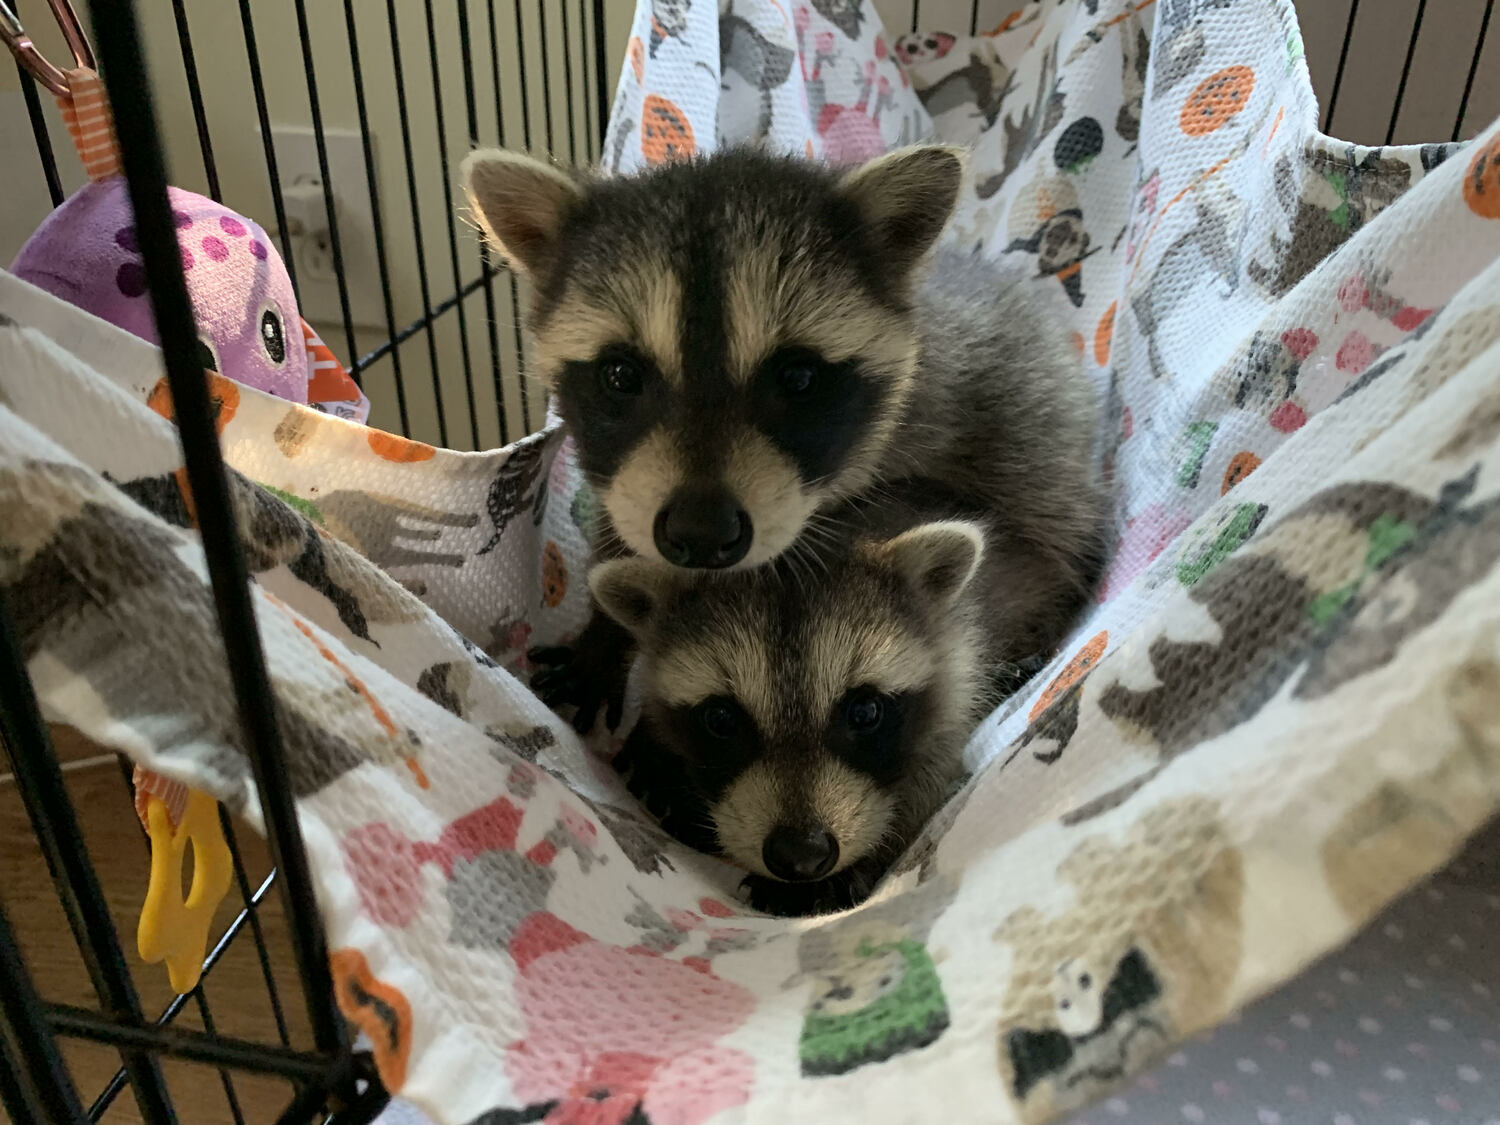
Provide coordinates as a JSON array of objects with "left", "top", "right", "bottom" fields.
[
  {"left": 699, "top": 699, "right": 742, "bottom": 739},
  {"left": 259, "top": 303, "right": 287, "bottom": 365},
  {"left": 598, "top": 356, "right": 644, "bottom": 396},
  {"left": 846, "top": 691, "right": 884, "bottom": 733},
  {"left": 194, "top": 335, "right": 221, "bottom": 373}
]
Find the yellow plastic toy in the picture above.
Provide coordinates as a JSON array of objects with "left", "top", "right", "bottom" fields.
[{"left": 135, "top": 772, "right": 234, "bottom": 995}]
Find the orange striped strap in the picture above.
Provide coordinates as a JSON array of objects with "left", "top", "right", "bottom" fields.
[
  {"left": 56, "top": 67, "right": 120, "bottom": 182},
  {"left": 132, "top": 764, "right": 191, "bottom": 831}
]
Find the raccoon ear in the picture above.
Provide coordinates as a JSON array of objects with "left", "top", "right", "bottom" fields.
[
  {"left": 590, "top": 559, "right": 672, "bottom": 636},
  {"left": 881, "top": 521, "right": 984, "bottom": 606},
  {"left": 461, "top": 148, "right": 582, "bottom": 277},
  {"left": 838, "top": 145, "right": 966, "bottom": 271}
]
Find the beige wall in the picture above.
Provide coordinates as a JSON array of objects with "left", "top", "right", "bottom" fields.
[{"left": 2, "top": 0, "right": 1494, "bottom": 449}]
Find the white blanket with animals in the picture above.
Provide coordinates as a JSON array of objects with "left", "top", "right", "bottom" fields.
[{"left": 3, "top": 1, "right": 1500, "bottom": 1123}]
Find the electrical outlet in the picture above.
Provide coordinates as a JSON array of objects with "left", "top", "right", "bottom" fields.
[{"left": 264, "top": 125, "right": 386, "bottom": 335}]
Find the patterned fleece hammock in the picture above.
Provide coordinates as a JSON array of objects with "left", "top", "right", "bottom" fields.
[{"left": 3, "top": 1, "right": 1499, "bottom": 1122}]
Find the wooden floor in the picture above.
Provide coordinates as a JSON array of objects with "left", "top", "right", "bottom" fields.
[{"left": 1, "top": 726, "right": 318, "bottom": 1124}]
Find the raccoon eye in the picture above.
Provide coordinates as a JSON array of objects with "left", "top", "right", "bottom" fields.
[
  {"left": 698, "top": 698, "right": 744, "bottom": 739},
  {"left": 776, "top": 359, "right": 816, "bottom": 396},
  {"left": 845, "top": 691, "right": 884, "bottom": 733},
  {"left": 598, "top": 356, "right": 645, "bottom": 397}
]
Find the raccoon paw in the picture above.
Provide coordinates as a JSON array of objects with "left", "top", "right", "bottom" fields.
[
  {"left": 528, "top": 644, "right": 628, "bottom": 733},
  {"left": 614, "top": 727, "right": 718, "bottom": 855},
  {"left": 740, "top": 858, "right": 886, "bottom": 918},
  {"left": 529, "top": 610, "right": 635, "bottom": 733}
]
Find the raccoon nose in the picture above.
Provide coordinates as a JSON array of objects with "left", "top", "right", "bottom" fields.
[
  {"left": 762, "top": 825, "right": 839, "bottom": 882},
  {"left": 654, "top": 488, "right": 752, "bottom": 568}
]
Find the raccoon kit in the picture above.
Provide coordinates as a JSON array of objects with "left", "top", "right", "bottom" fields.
[
  {"left": 461, "top": 144, "right": 1105, "bottom": 733},
  {"left": 591, "top": 479, "right": 1062, "bottom": 916}
]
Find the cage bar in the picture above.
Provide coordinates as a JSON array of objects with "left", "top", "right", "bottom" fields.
[
  {"left": 86, "top": 0, "right": 349, "bottom": 1069},
  {"left": 421, "top": 0, "right": 483, "bottom": 449},
  {"left": 17, "top": 61, "right": 64, "bottom": 207},
  {"left": 168, "top": 0, "right": 220, "bottom": 202},
  {"left": 512, "top": 0, "right": 539, "bottom": 431},
  {"left": 220, "top": 808, "right": 295, "bottom": 1048},
  {"left": 384, "top": 0, "right": 451, "bottom": 448},
  {"left": 344, "top": 0, "right": 412, "bottom": 437},
  {"left": 580, "top": 0, "right": 596, "bottom": 161},
  {"left": 560, "top": 1, "right": 579, "bottom": 167},
  {"left": 291, "top": 0, "right": 360, "bottom": 372},
  {"left": 457, "top": 0, "right": 510, "bottom": 445},
  {"left": 1386, "top": 0, "right": 1428, "bottom": 144},
  {"left": 536, "top": 1, "right": 556, "bottom": 156},
  {"left": 1321, "top": 0, "right": 1361, "bottom": 134},
  {"left": 190, "top": 991, "right": 250, "bottom": 1125},
  {"left": 237, "top": 0, "right": 301, "bottom": 298},
  {"left": 0, "top": 894, "right": 89, "bottom": 1124},
  {"left": 592, "top": 0, "right": 610, "bottom": 152},
  {"left": 486, "top": 0, "right": 532, "bottom": 440},
  {"left": 0, "top": 610, "right": 177, "bottom": 1124},
  {"left": 1454, "top": 0, "right": 1495, "bottom": 141}
]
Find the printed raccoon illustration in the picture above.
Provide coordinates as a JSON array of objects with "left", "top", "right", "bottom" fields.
[
  {"left": 461, "top": 145, "right": 1102, "bottom": 732},
  {"left": 590, "top": 480, "right": 1100, "bottom": 916}
]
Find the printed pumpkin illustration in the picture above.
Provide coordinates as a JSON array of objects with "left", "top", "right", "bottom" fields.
[
  {"left": 367, "top": 430, "right": 437, "bottom": 463},
  {"left": 1180, "top": 66, "right": 1254, "bottom": 136},
  {"left": 1030, "top": 631, "right": 1107, "bottom": 722},
  {"left": 1094, "top": 301, "right": 1116, "bottom": 367},
  {"left": 1463, "top": 131, "right": 1500, "bottom": 220},
  {"left": 541, "top": 540, "right": 568, "bottom": 608},
  {"left": 147, "top": 371, "right": 241, "bottom": 434},
  {"left": 331, "top": 949, "right": 413, "bottom": 1091},
  {"left": 1221, "top": 450, "right": 1262, "bottom": 494},
  {"left": 628, "top": 36, "right": 645, "bottom": 83},
  {"left": 641, "top": 94, "right": 695, "bottom": 165}
]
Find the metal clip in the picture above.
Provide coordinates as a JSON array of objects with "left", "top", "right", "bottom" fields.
[{"left": 1, "top": 0, "right": 95, "bottom": 97}]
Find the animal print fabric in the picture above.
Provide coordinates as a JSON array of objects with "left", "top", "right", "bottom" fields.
[{"left": 1, "top": 1, "right": 1499, "bottom": 1123}]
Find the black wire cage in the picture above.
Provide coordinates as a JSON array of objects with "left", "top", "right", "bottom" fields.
[
  {"left": 0, "top": 1, "right": 1495, "bottom": 1124},
  {"left": 2, "top": 1, "right": 613, "bottom": 1121}
]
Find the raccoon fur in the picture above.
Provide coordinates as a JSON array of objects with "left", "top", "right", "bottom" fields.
[
  {"left": 591, "top": 478, "right": 1064, "bottom": 917},
  {"left": 461, "top": 144, "right": 1104, "bottom": 732}
]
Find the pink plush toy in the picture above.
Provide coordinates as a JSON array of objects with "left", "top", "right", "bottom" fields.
[
  {"left": 14, "top": 179, "right": 321, "bottom": 404},
  {"left": 8, "top": 59, "right": 366, "bottom": 416}
]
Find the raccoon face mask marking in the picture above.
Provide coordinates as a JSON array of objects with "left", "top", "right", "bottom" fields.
[
  {"left": 462, "top": 145, "right": 966, "bottom": 569},
  {"left": 591, "top": 520, "right": 984, "bottom": 880}
]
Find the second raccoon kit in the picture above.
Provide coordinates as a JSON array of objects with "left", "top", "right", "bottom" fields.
[
  {"left": 461, "top": 143, "right": 1104, "bottom": 731},
  {"left": 593, "top": 480, "right": 1055, "bottom": 917}
]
